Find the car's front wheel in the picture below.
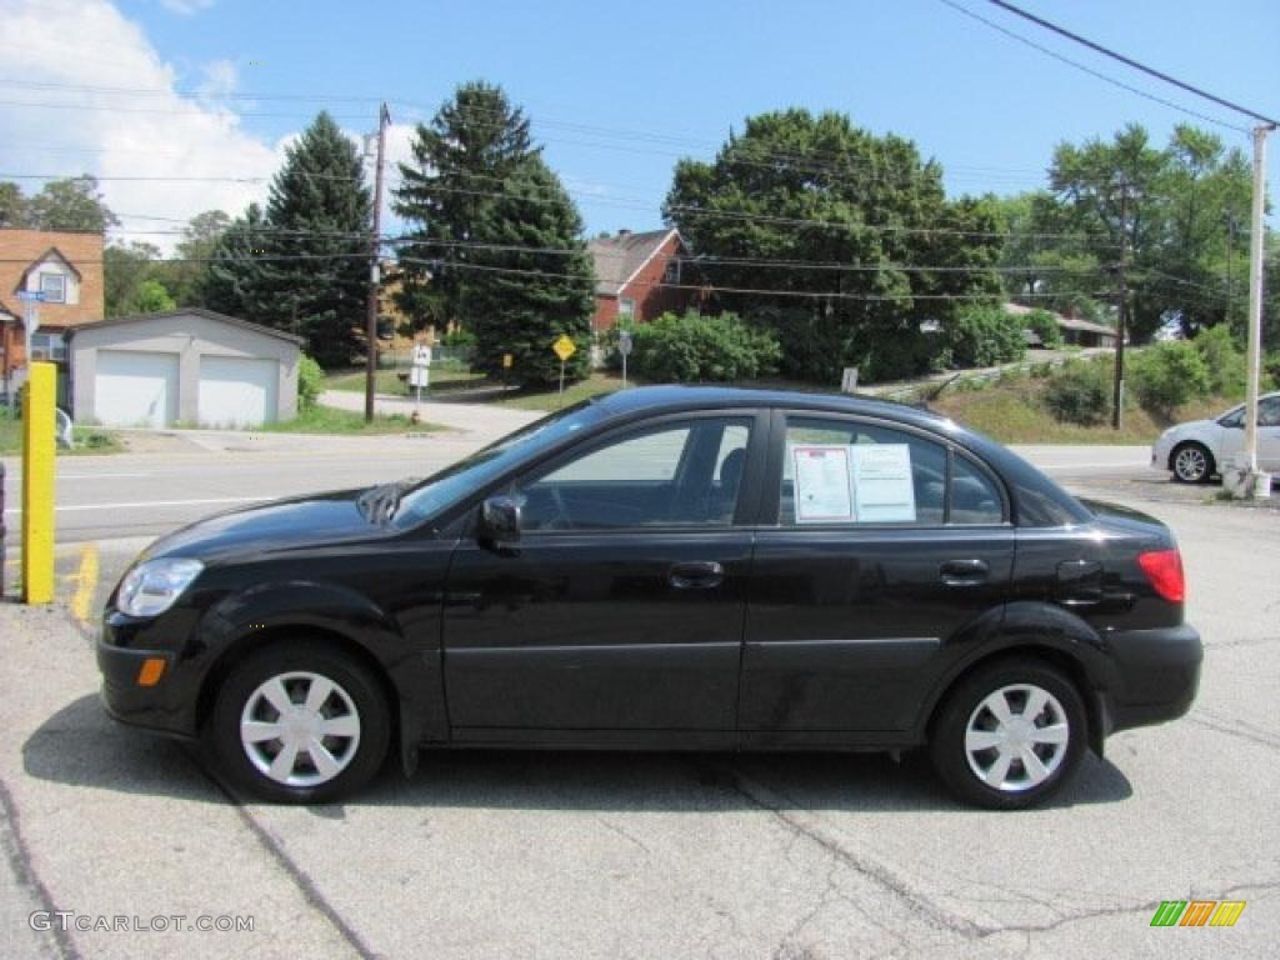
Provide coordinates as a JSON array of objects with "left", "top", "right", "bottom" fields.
[
  {"left": 929, "top": 658, "right": 1086, "bottom": 810},
  {"left": 206, "top": 642, "right": 391, "bottom": 803},
  {"left": 1171, "top": 442, "right": 1214, "bottom": 483}
]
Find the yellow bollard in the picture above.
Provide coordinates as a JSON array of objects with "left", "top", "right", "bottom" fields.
[{"left": 22, "top": 362, "right": 56, "bottom": 604}]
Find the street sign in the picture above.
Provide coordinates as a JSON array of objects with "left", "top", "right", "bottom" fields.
[
  {"left": 410, "top": 366, "right": 429, "bottom": 388},
  {"left": 412, "top": 344, "right": 432, "bottom": 367},
  {"left": 552, "top": 335, "right": 576, "bottom": 362},
  {"left": 502, "top": 353, "right": 514, "bottom": 369},
  {"left": 617, "top": 330, "right": 633, "bottom": 356},
  {"left": 16, "top": 291, "right": 47, "bottom": 302}
]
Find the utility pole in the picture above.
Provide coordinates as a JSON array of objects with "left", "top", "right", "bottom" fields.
[
  {"left": 1239, "top": 123, "right": 1274, "bottom": 493},
  {"left": 364, "top": 103, "right": 391, "bottom": 423},
  {"left": 1111, "top": 179, "right": 1130, "bottom": 431}
]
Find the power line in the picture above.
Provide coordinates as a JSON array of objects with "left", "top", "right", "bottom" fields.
[
  {"left": 937, "top": 0, "right": 1248, "bottom": 133},
  {"left": 986, "top": 0, "right": 1280, "bottom": 128}
]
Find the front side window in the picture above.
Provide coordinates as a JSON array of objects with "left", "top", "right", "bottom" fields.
[
  {"left": 779, "top": 416, "right": 1003, "bottom": 527},
  {"left": 39, "top": 272, "right": 67, "bottom": 303},
  {"left": 520, "top": 417, "right": 752, "bottom": 531},
  {"left": 1259, "top": 397, "right": 1280, "bottom": 427}
]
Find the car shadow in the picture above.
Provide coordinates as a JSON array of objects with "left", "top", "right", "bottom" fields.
[{"left": 24, "top": 694, "right": 1133, "bottom": 815}]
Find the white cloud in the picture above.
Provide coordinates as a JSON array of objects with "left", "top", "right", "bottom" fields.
[
  {"left": 158, "top": 0, "right": 214, "bottom": 15},
  {"left": 0, "top": 0, "right": 278, "bottom": 252}
]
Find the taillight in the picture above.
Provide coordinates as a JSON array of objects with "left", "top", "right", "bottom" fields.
[{"left": 1138, "top": 549, "right": 1185, "bottom": 603}]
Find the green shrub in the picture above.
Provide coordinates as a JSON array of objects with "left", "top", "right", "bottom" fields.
[
  {"left": 1024, "top": 309, "right": 1064, "bottom": 349},
  {"left": 1128, "top": 341, "right": 1210, "bottom": 417},
  {"left": 630, "top": 311, "right": 781, "bottom": 383},
  {"left": 945, "top": 305, "right": 1027, "bottom": 369},
  {"left": 297, "top": 354, "right": 324, "bottom": 411},
  {"left": 441, "top": 328, "right": 477, "bottom": 348},
  {"left": 1191, "top": 324, "right": 1244, "bottom": 396},
  {"left": 1043, "top": 360, "right": 1110, "bottom": 426}
]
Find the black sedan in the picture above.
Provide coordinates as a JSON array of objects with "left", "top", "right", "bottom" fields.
[{"left": 98, "top": 386, "right": 1201, "bottom": 809}]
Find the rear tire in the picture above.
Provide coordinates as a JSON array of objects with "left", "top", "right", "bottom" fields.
[
  {"left": 205, "top": 641, "right": 391, "bottom": 803},
  {"left": 930, "top": 658, "right": 1087, "bottom": 810},
  {"left": 1171, "top": 442, "right": 1213, "bottom": 484}
]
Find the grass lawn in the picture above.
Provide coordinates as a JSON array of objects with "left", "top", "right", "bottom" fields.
[
  {"left": 0, "top": 412, "right": 124, "bottom": 456},
  {"left": 259, "top": 405, "right": 445, "bottom": 435},
  {"left": 492, "top": 372, "right": 631, "bottom": 412},
  {"left": 928, "top": 377, "right": 1235, "bottom": 445},
  {"left": 325, "top": 364, "right": 486, "bottom": 396}
]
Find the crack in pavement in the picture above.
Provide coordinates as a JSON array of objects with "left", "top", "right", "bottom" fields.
[
  {"left": 1188, "top": 714, "right": 1280, "bottom": 751},
  {"left": 0, "top": 772, "right": 79, "bottom": 960}
]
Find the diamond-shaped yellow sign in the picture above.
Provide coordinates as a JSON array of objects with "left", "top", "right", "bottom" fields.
[{"left": 552, "top": 335, "right": 576, "bottom": 362}]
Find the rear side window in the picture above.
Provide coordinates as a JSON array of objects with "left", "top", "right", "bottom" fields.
[{"left": 779, "top": 416, "right": 1005, "bottom": 526}]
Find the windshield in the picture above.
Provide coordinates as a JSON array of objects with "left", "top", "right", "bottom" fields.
[{"left": 388, "top": 399, "right": 608, "bottom": 529}]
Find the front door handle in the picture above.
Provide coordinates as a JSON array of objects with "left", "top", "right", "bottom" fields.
[
  {"left": 940, "top": 558, "right": 989, "bottom": 586},
  {"left": 668, "top": 561, "right": 725, "bottom": 590}
]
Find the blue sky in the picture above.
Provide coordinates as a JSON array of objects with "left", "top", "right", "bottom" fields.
[{"left": 4, "top": 0, "right": 1278, "bottom": 243}]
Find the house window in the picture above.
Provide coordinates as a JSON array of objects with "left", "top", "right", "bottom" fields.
[
  {"left": 30, "top": 333, "right": 67, "bottom": 362},
  {"left": 618, "top": 298, "right": 636, "bottom": 319},
  {"left": 39, "top": 272, "right": 67, "bottom": 303}
]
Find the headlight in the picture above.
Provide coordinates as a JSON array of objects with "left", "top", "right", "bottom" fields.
[{"left": 116, "top": 558, "right": 203, "bottom": 618}]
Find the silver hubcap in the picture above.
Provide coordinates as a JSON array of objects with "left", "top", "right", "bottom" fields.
[
  {"left": 240, "top": 671, "right": 361, "bottom": 787},
  {"left": 964, "top": 684, "right": 1069, "bottom": 793},
  {"left": 1174, "top": 447, "right": 1206, "bottom": 480}
]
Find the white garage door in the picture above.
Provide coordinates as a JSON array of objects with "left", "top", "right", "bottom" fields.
[
  {"left": 94, "top": 350, "right": 179, "bottom": 428},
  {"left": 198, "top": 356, "right": 279, "bottom": 427}
]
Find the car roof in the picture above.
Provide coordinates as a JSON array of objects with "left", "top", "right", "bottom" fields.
[{"left": 591, "top": 383, "right": 952, "bottom": 429}]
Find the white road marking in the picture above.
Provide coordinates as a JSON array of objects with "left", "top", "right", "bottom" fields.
[
  {"left": 3, "top": 496, "right": 273, "bottom": 515},
  {"left": 57, "top": 473, "right": 152, "bottom": 480}
]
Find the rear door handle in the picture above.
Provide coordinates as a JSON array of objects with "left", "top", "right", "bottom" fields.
[
  {"left": 668, "top": 561, "right": 725, "bottom": 590},
  {"left": 939, "top": 559, "right": 989, "bottom": 586}
]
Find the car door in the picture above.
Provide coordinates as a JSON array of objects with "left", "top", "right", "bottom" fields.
[
  {"left": 738, "top": 411, "right": 1014, "bottom": 739},
  {"left": 1258, "top": 396, "right": 1280, "bottom": 472},
  {"left": 442, "top": 410, "right": 766, "bottom": 740}
]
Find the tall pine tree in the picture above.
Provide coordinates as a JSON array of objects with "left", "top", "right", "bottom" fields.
[
  {"left": 464, "top": 157, "right": 595, "bottom": 384},
  {"left": 201, "top": 203, "right": 272, "bottom": 322},
  {"left": 392, "top": 81, "right": 538, "bottom": 335},
  {"left": 260, "top": 112, "right": 373, "bottom": 367}
]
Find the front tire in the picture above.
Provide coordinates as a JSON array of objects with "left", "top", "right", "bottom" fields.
[
  {"left": 205, "top": 642, "right": 391, "bottom": 803},
  {"left": 1171, "top": 442, "right": 1213, "bottom": 484},
  {"left": 929, "top": 658, "right": 1087, "bottom": 810}
]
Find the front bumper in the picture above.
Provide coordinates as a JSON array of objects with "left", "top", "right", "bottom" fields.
[
  {"left": 1103, "top": 623, "right": 1203, "bottom": 733},
  {"left": 97, "top": 638, "right": 197, "bottom": 738}
]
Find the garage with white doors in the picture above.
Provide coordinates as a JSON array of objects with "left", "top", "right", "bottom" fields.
[{"left": 68, "top": 309, "right": 302, "bottom": 428}]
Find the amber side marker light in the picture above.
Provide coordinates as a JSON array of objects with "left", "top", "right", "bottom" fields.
[
  {"left": 136, "top": 658, "right": 167, "bottom": 687},
  {"left": 1138, "top": 549, "right": 1186, "bottom": 604}
]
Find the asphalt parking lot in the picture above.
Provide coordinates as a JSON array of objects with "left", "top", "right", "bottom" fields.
[{"left": 1, "top": 452, "right": 1277, "bottom": 959}]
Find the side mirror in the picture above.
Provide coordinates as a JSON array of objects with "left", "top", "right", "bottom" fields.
[{"left": 480, "top": 494, "right": 523, "bottom": 548}]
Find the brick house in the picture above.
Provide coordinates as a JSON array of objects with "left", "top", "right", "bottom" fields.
[
  {"left": 1, "top": 228, "right": 105, "bottom": 402},
  {"left": 587, "top": 228, "right": 697, "bottom": 332}
]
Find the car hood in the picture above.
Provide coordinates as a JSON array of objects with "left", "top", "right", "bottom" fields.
[
  {"left": 1159, "top": 418, "right": 1215, "bottom": 440},
  {"left": 141, "top": 488, "right": 392, "bottom": 564}
]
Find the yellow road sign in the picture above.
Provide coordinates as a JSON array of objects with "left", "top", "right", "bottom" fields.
[
  {"left": 552, "top": 335, "right": 576, "bottom": 362},
  {"left": 502, "top": 353, "right": 514, "bottom": 369}
]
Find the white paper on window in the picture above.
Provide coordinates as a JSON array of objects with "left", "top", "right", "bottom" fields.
[
  {"left": 850, "top": 444, "right": 916, "bottom": 523},
  {"left": 791, "top": 445, "right": 855, "bottom": 523}
]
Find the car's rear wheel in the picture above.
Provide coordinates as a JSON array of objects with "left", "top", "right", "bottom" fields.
[
  {"left": 206, "top": 642, "right": 390, "bottom": 803},
  {"left": 929, "top": 658, "right": 1086, "bottom": 810},
  {"left": 1171, "top": 442, "right": 1214, "bottom": 483}
]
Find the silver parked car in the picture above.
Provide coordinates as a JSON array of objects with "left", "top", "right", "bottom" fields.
[{"left": 1151, "top": 392, "right": 1280, "bottom": 482}]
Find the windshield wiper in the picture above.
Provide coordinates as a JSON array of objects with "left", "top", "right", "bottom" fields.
[{"left": 357, "top": 478, "right": 420, "bottom": 526}]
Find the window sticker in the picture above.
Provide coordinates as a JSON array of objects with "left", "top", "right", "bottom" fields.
[
  {"left": 850, "top": 444, "right": 916, "bottom": 523},
  {"left": 791, "top": 445, "right": 855, "bottom": 523}
]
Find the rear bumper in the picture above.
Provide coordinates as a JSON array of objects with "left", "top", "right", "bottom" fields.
[{"left": 1103, "top": 623, "right": 1202, "bottom": 734}]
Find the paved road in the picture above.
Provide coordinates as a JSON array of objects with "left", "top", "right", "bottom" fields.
[{"left": 1, "top": 475, "right": 1276, "bottom": 959}]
